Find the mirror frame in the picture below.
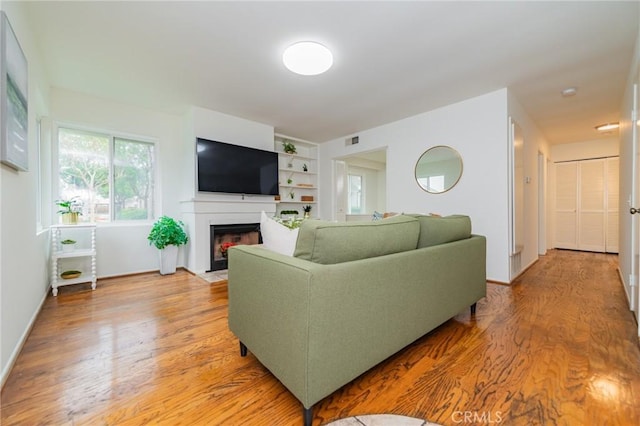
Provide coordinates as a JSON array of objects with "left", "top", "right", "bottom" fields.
[{"left": 414, "top": 145, "right": 463, "bottom": 194}]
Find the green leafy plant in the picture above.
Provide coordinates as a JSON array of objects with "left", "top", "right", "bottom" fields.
[
  {"left": 61, "top": 239, "right": 76, "bottom": 245},
  {"left": 282, "top": 140, "right": 297, "bottom": 154},
  {"left": 280, "top": 210, "right": 299, "bottom": 215},
  {"left": 55, "top": 197, "right": 83, "bottom": 215},
  {"left": 303, "top": 205, "right": 312, "bottom": 213},
  {"left": 147, "top": 216, "right": 189, "bottom": 250}
]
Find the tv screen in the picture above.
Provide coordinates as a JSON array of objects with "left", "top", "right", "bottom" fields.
[{"left": 196, "top": 138, "right": 279, "bottom": 196}]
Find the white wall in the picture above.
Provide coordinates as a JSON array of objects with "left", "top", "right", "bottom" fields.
[
  {"left": 507, "top": 91, "right": 551, "bottom": 274},
  {"left": 552, "top": 138, "right": 619, "bottom": 162},
  {"left": 1, "top": 1, "right": 52, "bottom": 385},
  {"left": 181, "top": 106, "right": 275, "bottom": 201},
  {"left": 50, "top": 88, "right": 186, "bottom": 277},
  {"left": 180, "top": 107, "right": 276, "bottom": 273},
  {"left": 320, "top": 89, "right": 512, "bottom": 282}
]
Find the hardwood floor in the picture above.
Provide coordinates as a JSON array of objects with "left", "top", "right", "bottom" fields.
[{"left": 1, "top": 250, "right": 639, "bottom": 425}]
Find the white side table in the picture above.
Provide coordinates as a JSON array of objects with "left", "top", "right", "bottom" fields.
[{"left": 50, "top": 224, "right": 97, "bottom": 296}]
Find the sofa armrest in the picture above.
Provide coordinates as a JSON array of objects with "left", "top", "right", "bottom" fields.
[{"left": 227, "top": 245, "right": 320, "bottom": 406}]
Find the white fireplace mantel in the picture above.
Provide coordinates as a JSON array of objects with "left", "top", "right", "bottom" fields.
[{"left": 180, "top": 196, "right": 276, "bottom": 274}]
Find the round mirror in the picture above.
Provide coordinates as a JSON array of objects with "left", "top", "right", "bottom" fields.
[{"left": 415, "top": 146, "right": 463, "bottom": 193}]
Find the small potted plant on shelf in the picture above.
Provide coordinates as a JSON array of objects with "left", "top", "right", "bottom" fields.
[
  {"left": 61, "top": 239, "right": 76, "bottom": 253},
  {"left": 303, "top": 205, "right": 312, "bottom": 219},
  {"left": 147, "top": 216, "right": 189, "bottom": 275},
  {"left": 280, "top": 210, "right": 299, "bottom": 222},
  {"left": 303, "top": 163, "right": 308, "bottom": 172},
  {"left": 55, "top": 197, "right": 83, "bottom": 225},
  {"left": 282, "top": 140, "right": 297, "bottom": 154}
]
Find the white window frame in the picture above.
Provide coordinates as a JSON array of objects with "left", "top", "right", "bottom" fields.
[{"left": 53, "top": 122, "right": 158, "bottom": 225}]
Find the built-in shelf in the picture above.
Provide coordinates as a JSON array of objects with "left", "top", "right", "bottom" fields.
[{"left": 275, "top": 134, "right": 319, "bottom": 216}]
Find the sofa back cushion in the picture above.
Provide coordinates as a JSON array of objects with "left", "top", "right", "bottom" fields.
[
  {"left": 294, "top": 215, "right": 419, "bottom": 264},
  {"left": 408, "top": 214, "right": 472, "bottom": 248}
]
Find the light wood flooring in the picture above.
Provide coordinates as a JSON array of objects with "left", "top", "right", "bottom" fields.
[{"left": 1, "top": 249, "right": 639, "bottom": 425}]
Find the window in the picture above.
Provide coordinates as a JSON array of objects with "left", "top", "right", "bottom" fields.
[
  {"left": 57, "top": 126, "right": 155, "bottom": 222},
  {"left": 348, "top": 174, "right": 363, "bottom": 214}
]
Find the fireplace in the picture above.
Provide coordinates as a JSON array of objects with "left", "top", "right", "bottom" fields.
[{"left": 209, "top": 223, "right": 261, "bottom": 271}]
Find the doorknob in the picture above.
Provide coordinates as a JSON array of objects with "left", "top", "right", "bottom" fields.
[{"left": 631, "top": 207, "right": 640, "bottom": 214}]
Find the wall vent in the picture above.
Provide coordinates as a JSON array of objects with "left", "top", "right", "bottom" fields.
[{"left": 345, "top": 136, "right": 359, "bottom": 146}]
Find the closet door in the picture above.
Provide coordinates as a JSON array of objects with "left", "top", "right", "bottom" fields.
[
  {"left": 555, "top": 162, "right": 578, "bottom": 249},
  {"left": 578, "top": 159, "right": 606, "bottom": 252},
  {"left": 606, "top": 157, "right": 619, "bottom": 253}
]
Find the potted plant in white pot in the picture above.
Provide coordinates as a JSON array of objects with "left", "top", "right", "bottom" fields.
[{"left": 147, "top": 216, "right": 189, "bottom": 275}]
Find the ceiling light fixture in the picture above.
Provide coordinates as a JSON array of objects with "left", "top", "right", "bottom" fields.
[
  {"left": 595, "top": 122, "right": 620, "bottom": 132},
  {"left": 283, "top": 41, "right": 333, "bottom": 76},
  {"left": 561, "top": 87, "right": 577, "bottom": 97}
]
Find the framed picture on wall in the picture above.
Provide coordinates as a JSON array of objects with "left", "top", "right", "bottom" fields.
[{"left": 0, "top": 11, "right": 28, "bottom": 172}]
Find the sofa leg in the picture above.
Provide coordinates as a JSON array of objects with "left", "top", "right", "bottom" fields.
[
  {"left": 470, "top": 302, "right": 477, "bottom": 315},
  {"left": 240, "top": 341, "right": 248, "bottom": 357},
  {"left": 303, "top": 406, "right": 312, "bottom": 426}
]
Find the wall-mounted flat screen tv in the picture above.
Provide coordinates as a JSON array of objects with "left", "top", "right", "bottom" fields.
[{"left": 196, "top": 138, "right": 279, "bottom": 196}]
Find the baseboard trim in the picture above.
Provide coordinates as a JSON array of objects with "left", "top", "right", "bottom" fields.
[{"left": 1, "top": 287, "right": 48, "bottom": 390}]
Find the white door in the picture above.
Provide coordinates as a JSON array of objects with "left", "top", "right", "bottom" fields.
[
  {"left": 554, "top": 162, "right": 578, "bottom": 249},
  {"left": 631, "top": 82, "right": 639, "bottom": 322},
  {"left": 578, "top": 159, "right": 606, "bottom": 252},
  {"left": 606, "top": 157, "right": 619, "bottom": 253}
]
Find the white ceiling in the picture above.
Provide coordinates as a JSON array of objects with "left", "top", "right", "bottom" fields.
[{"left": 24, "top": 1, "right": 639, "bottom": 144}]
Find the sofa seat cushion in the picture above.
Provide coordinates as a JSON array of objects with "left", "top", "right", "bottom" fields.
[
  {"left": 294, "top": 215, "right": 419, "bottom": 264},
  {"left": 408, "top": 214, "right": 472, "bottom": 248}
]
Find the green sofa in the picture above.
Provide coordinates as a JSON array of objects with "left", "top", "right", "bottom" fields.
[{"left": 228, "top": 214, "right": 486, "bottom": 425}]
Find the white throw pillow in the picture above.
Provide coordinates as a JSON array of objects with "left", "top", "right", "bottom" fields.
[{"left": 260, "top": 211, "right": 299, "bottom": 256}]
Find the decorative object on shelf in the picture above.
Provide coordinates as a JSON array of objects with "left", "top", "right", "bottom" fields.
[
  {"left": 56, "top": 197, "right": 83, "bottom": 225},
  {"left": 0, "top": 12, "right": 28, "bottom": 172},
  {"left": 303, "top": 205, "right": 312, "bottom": 219},
  {"left": 282, "top": 140, "right": 297, "bottom": 154},
  {"left": 147, "top": 216, "right": 189, "bottom": 275},
  {"left": 275, "top": 195, "right": 281, "bottom": 201},
  {"left": 220, "top": 242, "right": 237, "bottom": 258},
  {"left": 287, "top": 159, "right": 293, "bottom": 168},
  {"left": 296, "top": 183, "right": 313, "bottom": 187},
  {"left": 303, "top": 163, "right": 308, "bottom": 172},
  {"left": 301, "top": 195, "right": 314, "bottom": 202},
  {"left": 276, "top": 211, "right": 304, "bottom": 229},
  {"left": 61, "top": 270, "right": 81, "bottom": 280},
  {"left": 287, "top": 178, "right": 293, "bottom": 184},
  {"left": 61, "top": 239, "right": 76, "bottom": 253},
  {"left": 288, "top": 190, "right": 295, "bottom": 200}
]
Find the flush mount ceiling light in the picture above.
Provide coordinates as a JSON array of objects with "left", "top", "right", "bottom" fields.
[
  {"left": 561, "top": 87, "right": 577, "bottom": 97},
  {"left": 595, "top": 122, "right": 620, "bottom": 132},
  {"left": 283, "top": 41, "right": 333, "bottom": 76}
]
